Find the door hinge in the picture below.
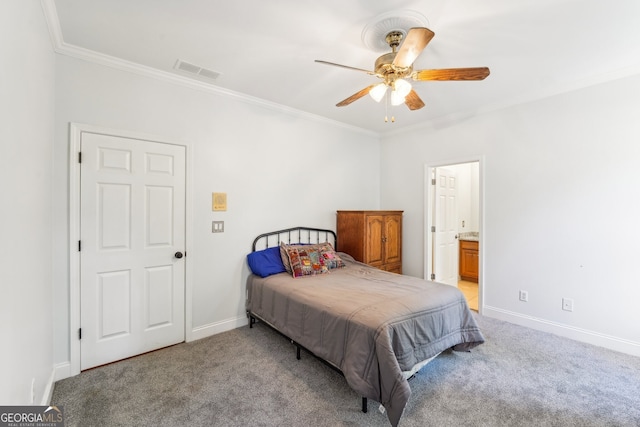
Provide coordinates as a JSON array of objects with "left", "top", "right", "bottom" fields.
[
  {"left": 431, "top": 225, "right": 436, "bottom": 233},
  {"left": 78, "top": 152, "right": 82, "bottom": 163},
  {"left": 430, "top": 273, "right": 436, "bottom": 280},
  {"left": 78, "top": 328, "right": 82, "bottom": 340},
  {"left": 78, "top": 240, "right": 81, "bottom": 251},
  {"left": 431, "top": 178, "right": 436, "bottom": 185}
]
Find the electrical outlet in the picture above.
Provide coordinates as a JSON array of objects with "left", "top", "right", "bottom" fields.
[
  {"left": 212, "top": 221, "right": 224, "bottom": 233},
  {"left": 562, "top": 298, "right": 574, "bottom": 312},
  {"left": 519, "top": 290, "right": 528, "bottom": 302}
]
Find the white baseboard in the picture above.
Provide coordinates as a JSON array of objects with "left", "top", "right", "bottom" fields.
[
  {"left": 41, "top": 367, "right": 57, "bottom": 405},
  {"left": 483, "top": 305, "right": 640, "bottom": 357},
  {"left": 53, "top": 361, "right": 72, "bottom": 382},
  {"left": 41, "top": 371, "right": 54, "bottom": 405},
  {"left": 188, "top": 315, "right": 248, "bottom": 342}
]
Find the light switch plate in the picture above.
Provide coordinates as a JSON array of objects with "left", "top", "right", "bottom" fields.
[{"left": 212, "top": 221, "right": 224, "bottom": 233}]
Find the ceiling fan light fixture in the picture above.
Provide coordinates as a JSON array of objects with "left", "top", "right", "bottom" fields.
[
  {"left": 390, "top": 91, "right": 406, "bottom": 106},
  {"left": 394, "top": 79, "right": 412, "bottom": 97},
  {"left": 317, "top": 16, "right": 490, "bottom": 117},
  {"left": 369, "top": 83, "right": 387, "bottom": 102},
  {"left": 390, "top": 79, "right": 412, "bottom": 105}
]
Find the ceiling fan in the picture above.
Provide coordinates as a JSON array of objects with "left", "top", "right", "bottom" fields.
[{"left": 315, "top": 27, "right": 490, "bottom": 118}]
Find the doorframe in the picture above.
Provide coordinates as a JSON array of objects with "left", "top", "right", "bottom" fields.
[
  {"left": 68, "top": 122, "right": 194, "bottom": 376},
  {"left": 424, "top": 156, "right": 485, "bottom": 313}
]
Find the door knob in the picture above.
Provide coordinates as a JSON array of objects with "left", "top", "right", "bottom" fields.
[{"left": 174, "top": 251, "right": 184, "bottom": 259}]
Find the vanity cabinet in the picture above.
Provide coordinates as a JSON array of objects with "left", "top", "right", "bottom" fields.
[
  {"left": 459, "top": 240, "right": 479, "bottom": 282},
  {"left": 337, "top": 210, "right": 403, "bottom": 274}
]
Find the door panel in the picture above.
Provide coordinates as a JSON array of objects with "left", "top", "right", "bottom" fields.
[
  {"left": 384, "top": 215, "right": 402, "bottom": 266},
  {"left": 98, "top": 270, "right": 131, "bottom": 338},
  {"left": 146, "top": 186, "right": 174, "bottom": 246},
  {"left": 365, "top": 215, "right": 384, "bottom": 267},
  {"left": 80, "top": 132, "right": 186, "bottom": 370},
  {"left": 98, "top": 183, "right": 131, "bottom": 250},
  {"left": 145, "top": 265, "right": 174, "bottom": 328}
]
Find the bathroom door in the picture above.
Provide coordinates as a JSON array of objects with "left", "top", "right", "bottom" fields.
[{"left": 434, "top": 167, "right": 459, "bottom": 286}]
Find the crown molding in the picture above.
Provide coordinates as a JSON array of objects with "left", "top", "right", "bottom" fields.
[
  {"left": 39, "top": 0, "right": 378, "bottom": 139},
  {"left": 381, "top": 61, "right": 640, "bottom": 139},
  {"left": 41, "top": 0, "right": 63, "bottom": 50}
]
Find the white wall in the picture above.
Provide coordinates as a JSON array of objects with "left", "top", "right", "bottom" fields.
[
  {"left": 381, "top": 74, "right": 640, "bottom": 355},
  {"left": 0, "top": 2, "right": 56, "bottom": 404},
  {"left": 52, "top": 55, "right": 381, "bottom": 372}
]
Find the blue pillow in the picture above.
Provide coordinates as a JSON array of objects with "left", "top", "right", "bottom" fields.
[{"left": 247, "top": 247, "right": 286, "bottom": 277}]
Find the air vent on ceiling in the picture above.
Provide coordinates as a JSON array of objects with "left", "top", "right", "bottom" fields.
[{"left": 174, "top": 59, "right": 222, "bottom": 81}]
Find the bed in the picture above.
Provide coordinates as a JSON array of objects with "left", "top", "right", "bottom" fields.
[{"left": 245, "top": 227, "right": 484, "bottom": 426}]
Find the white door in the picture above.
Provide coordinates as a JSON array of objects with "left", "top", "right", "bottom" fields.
[
  {"left": 434, "top": 168, "right": 459, "bottom": 286},
  {"left": 80, "top": 132, "right": 186, "bottom": 370}
]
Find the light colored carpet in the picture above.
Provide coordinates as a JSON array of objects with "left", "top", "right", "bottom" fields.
[{"left": 52, "top": 314, "right": 640, "bottom": 426}]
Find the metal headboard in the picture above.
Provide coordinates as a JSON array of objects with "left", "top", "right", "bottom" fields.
[{"left": 252, "top": 226, "right": 337, "bottom": 252}]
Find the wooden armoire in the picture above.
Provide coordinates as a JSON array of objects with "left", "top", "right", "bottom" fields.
[{"left": 336, "top": 210, "right": 403, "bottom": 274}]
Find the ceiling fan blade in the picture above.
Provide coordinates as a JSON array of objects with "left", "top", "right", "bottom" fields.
[
  {"left": 336, "top": 85, "right": 376, "bottom": 107},
  {"left": 413, "top": 67, "right": 490, "bottom": 81},
  {"left": 392, "top": 27, "right": 435, "bottom": 69},
  {"left": 315, "top": 60, "right": 374, "bottom": 74},
  {"left": 404, "top": 90, "right": 425, "bottom": 110}
]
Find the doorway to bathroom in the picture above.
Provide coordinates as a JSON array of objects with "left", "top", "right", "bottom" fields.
[{"left": 425, "top": 159, "right": 482, "bottom": 312}]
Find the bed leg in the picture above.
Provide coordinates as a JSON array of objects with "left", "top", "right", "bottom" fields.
[
  {"left": 362, "top": 397, "right": 367, "bottom": 413},
  {"left": 296, "top": 344, "right": 301, "bottom": 360},
  {"left": 249, "top": 314, "right": 255, "bottom": 329}
]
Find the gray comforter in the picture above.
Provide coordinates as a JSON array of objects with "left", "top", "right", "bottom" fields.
[{"left": 246, "top": 254, "right": 484, "bottom": 426}]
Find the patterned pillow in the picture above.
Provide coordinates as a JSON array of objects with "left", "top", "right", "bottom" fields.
[
  {"left": 281, "top": 242, "right": 345, "bottom": 278},
  {"left": 317, "top": 243, "right": 345, "bottom": 270},
  {"left": 280, "top": 243, "right": 295, "bottom": 275}
]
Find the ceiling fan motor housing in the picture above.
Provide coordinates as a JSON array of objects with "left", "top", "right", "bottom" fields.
[{"left": 375, "top": 52, "right": 412, "bottom": 82}]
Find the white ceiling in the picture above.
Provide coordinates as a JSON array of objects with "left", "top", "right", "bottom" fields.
[{"left": 49, "top": 0, "right": 640, "bottom": 135}]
